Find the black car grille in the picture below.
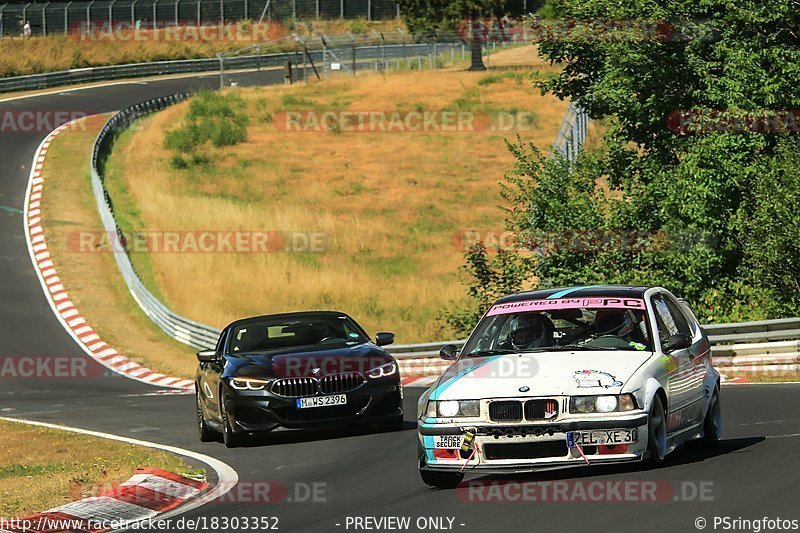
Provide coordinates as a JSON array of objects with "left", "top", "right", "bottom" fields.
[
  {"left": 270, "top": 373, "right": 366, "bottom": 398},
  {"left": 489, "top": 399, "right": 559, "bottom": 422},
  {"left": 483, "top": 441, "right": 568, "bottom": 460},
  {"left": 271, "top": 378, "right": 318, "bottom": 398},
  {"left": 489, "top": 401, "right": 523, "bottom": 422},
  {"left": 320, "top": 372, "right": 366, "bottom": 394},
  {"left": 524, "top": 399, "right": 559, "bottom": 420}
]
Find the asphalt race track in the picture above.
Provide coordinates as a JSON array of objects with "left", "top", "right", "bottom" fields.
[{"left": 1, "top": 73, "right": 799, "bottom": 533}]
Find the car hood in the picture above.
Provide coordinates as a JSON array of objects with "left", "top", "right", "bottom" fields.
[
  {"left": 222, "top": 343, "right": 393, "bottom": 380},
  {"left": 430, "top": 350, "right": 653, "bottom": 400}
]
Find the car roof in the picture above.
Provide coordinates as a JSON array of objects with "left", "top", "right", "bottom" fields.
[
  {"left": 495, "top": 285, "right": 652, "bottom": 304},
  {"left": 226, "top": 311, "right": 356, "bottom": 330}
]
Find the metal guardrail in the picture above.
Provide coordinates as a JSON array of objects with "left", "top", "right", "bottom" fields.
[
  {"left": 0, "top": 42, "right": 448, "bottom": 93},
  {"left": 90, "top": 94, "right": 223, "bottom": 350}
]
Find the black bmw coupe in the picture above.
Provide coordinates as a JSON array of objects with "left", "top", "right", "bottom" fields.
[{"left": 195, "top": 311, "right": 404, "bottom": 447}]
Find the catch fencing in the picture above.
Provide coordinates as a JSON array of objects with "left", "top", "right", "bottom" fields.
[{"left": 0, "top": 0, "right": 401, "bottom": 37}]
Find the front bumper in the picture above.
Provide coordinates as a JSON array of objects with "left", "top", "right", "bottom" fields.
[
  {"left": 228, "top": 379, "right": 403, "bottom": 432},
  {"left": 419, "top": 413, "right": 648, "bottom": 473}
]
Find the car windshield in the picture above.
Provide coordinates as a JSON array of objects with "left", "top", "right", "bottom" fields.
[
  {"left": 228, "top": 314, "right": 369, "bottom": 353},
  {"left": 461, "top": 297, "right": 654, "bottom": 356}
]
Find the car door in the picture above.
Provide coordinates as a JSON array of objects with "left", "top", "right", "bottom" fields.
[
  {"left": 199, "top": 328, "right": 228, "bottom": 423},
  {"left": 651, "top": 293, "right": 703, "bottom": 432}
]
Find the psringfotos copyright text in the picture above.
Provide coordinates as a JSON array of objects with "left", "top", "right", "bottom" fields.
[{"left": 696, "top": 516, "right": 799, "bottom": 532}]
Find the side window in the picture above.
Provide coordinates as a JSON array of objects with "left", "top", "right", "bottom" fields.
[
  {"left": 664, "top": 297, "right": 692, "bottom": 337},
  {"left": 652, "top": 295, "right": 691, "bottom": 348},
  {"left": 215, "top": 330, "right": 228, "bottom": 354}
]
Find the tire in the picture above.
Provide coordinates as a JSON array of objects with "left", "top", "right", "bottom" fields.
[
  {"left": 701, "top": 386, "right": 722, "bottom": 446},
  {"left": 420, "top": 469, "right": 464, "bottom": 489},
  {"left": 220, "top": 389, "right": 246, "bottom": 448},
  {"left": 196, "top": 389, "right": 217, "bottom": 443},
  {"left": 646, "top": 394, "right": 668, "bottom": 466}
]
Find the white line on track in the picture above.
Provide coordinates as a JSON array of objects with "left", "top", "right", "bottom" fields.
[{"left": 0, "top": 416, "right": 238, "bottom": 528}]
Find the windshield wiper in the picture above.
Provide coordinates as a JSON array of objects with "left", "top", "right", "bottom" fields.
[{"left": 556, "top": 344, "right": 618, "bottom": 351}]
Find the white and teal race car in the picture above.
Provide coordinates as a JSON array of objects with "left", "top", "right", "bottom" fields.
[{"left": 418, "top": 285, "right": 722, "bottom": 488}]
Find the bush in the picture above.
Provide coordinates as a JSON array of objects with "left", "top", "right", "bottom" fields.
[{"left": 163, "top": 91, "right": 249, "bottom": 166}]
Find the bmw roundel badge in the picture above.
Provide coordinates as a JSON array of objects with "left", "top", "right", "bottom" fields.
[{"left": 519, "top": 386, "right": 530, "bottom": 392}]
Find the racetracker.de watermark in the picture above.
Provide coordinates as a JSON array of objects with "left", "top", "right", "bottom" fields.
[
  {"left": 73, "top": 21, "right": 279, "bottom": 43},
  {"left": 667, "top": 109, "right": 800, "bottom": 134},
  {"left": 274, "top": 110, "right": 538, "bottom": 133},
  {"left": 451, "top": 229, "right": 716, "bottom": 254},
  {"left": 68, "top": 230, "right": 329, "bottom": 254},
  {"left": 0, "top": 355, "right": 109, "bottom": 379},
  {"left": 459, "top": 480, "right": 717, "bottom": 503}
]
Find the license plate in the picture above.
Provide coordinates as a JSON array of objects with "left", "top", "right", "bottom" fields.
[
  {"left": 296, "top": 394, "right": 347, "bottom": 409},
  {"left": 433, "top": 435, "right": 463, "bottom": 449},
  {"left": 567, "top": 428, "right": 638, "bottom": 447}
]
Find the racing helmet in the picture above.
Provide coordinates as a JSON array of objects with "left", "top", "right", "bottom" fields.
[
  {"left": 508, "top": 314, "right": 549, "bottom": 350},
  {"left": 595, "top": 310, "right": 637, "bottom": 337}
]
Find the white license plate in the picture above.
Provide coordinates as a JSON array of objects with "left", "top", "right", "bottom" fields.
[
  {"left": 433, "top": 435, "right": 463, "bottom": 449},
  {"left": 296, "top": 394, "right": 347, "bottom": 409},
  {"left": 568, "top": 428, "right": 638, "bottom": 447}
]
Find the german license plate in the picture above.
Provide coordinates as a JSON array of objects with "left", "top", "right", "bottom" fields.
[
  {"left": 567, "top": 428, "right": 638, "bottom": 447},
  {"left": 296, "top": 394, "right": 347, "bottom": 409},
  {"left": 433, "top": 435, "right": 463, "bottom": 449}
]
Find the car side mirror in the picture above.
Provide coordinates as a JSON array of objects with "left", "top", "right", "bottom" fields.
[
  {"left": 439, "top": 344, "right": 459, "bottom": 361},
  {"left": 664, "top": 333, "right": 691, "bottom": 352},
  {"left": 375, "top": 332, "right": 395, "bottom": 346},
  {"left": 196, "top": 350, "right": 217, "bottom": 363}
]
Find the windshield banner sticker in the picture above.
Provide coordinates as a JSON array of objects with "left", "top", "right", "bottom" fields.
[{"left": 487, "top": 298, "right": 645, "bottom": 316}]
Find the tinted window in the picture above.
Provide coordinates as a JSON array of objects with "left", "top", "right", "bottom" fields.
[{"left": 229, "top": 315, "right": 368, "bottom": 353}]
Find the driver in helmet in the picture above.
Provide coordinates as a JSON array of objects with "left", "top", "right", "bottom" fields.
[
  {"left": 505, "top": 313, "right": 553, "bottom": 351},
  {"left": 595, "top": 309, "right": 647, "bottom": 344}
]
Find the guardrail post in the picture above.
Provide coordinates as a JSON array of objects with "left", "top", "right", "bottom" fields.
[{"left": 217, "top": 52, "right": 224, "bottom": 88}]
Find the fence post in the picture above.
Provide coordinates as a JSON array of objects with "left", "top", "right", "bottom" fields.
[
  {"left": 174, "top": 0, "right": 179, "bottom": 26},
  {"left": 0, "top": 4, "right": 5, "bottom": 38},
  {"left": 219, "top": 0, "right": 223, "bottom": 28},
  {"left": 196, "top": 0, "right": 200, "bottom": 26},
  {"left": 339, "top": 0, "right": 343, "bottom": 18},
  {"left": 366, "top": 0, "right": 370, "bottom": 21},
  {"left": 42, "top": 2, "right": 49, "bottom": 35},
  {"left": 64, "top": 1, "right": 71, "bottom": 33},
  {"left": 152, "top": 0, "right": 157, "bottom": 28},
  {"left": 244, "top": 0, "right": 248, "bottom": 20},
  {"left": 22, "top": 3, "right": 28, "bottom": 32},
  {"left": 315, "top": 0, "right": 319, "bottom": 19},
  {"left": 86, "top": 0, "right": 94, "bottom": 28}
]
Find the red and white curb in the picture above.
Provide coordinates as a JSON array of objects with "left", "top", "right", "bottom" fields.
[
  {"left": 23, "top": 121, "right": 193, "bottom": 391},
  {"left": 3, "top": 467, "right": 207, "bottom": 533}
]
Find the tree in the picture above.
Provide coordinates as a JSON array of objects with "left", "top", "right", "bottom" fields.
[
  {"left": 451, "top": 0, "right": 800, "bottom": 328},
  {"left": 397, "top": 0, "right": 534, "bottom": 70}
]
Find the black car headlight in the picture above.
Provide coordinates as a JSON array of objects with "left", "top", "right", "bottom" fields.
[
  {"left": 230, "top": 377, "right": 271, "bottom": 391},
  {"left": 366, "top": 362, "right": 398, "bottom": 379},
  {"left": 570, "top": 394, "right": 637, "bottom": 414},
  {"left": 425, "top": 400, "right": 480, "bottom": 418}
]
